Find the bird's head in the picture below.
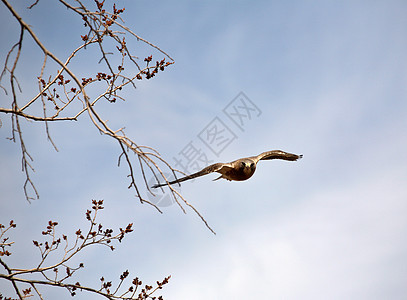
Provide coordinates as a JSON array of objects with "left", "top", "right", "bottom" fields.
[{"left": 240, "top": 160, "right": 256, "bottom": 172}]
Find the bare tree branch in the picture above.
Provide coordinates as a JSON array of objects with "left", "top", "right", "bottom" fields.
[
  {"left": 0, "top": 200, "right": 171, "bottom": 299},
  {"left": 0, "top": 0, "right": 215, "bottom": 233}
]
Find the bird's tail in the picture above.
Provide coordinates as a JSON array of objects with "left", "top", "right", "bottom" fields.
[{"left": 212, "top": 175, "right": 224, "bottom": 181}]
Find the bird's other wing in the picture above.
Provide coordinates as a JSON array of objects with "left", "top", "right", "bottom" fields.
[
  {"left": 151, "top": 162, "right": 226, "bottom": 188},
  {"left": 256, "top": 150, "right": 303, "bottom": 162}
]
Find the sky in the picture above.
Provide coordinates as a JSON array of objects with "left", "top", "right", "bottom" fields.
[{"left": 1, "top": 0, "right": 407, "bottom": 299}]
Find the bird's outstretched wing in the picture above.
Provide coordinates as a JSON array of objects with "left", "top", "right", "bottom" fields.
[
  {"left": 255, "top": 150, "right": 303, "bottom": 162},
  {"left": 152, "top": 163, "right": 231, "bottom": 188}
]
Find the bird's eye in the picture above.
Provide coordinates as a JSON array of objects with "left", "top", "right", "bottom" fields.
[
  {"left": 241, "top": 162, "right": 245, "bottom": 167},
  {"left": 250, "top": 163, "right": 255, "bottom": 168}
]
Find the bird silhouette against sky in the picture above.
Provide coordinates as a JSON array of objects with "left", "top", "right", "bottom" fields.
[{"left": 152, "top": 150, "right": 302, "bottom": 188}]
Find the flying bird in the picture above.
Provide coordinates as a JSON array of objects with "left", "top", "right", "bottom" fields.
[{"left": 152, "top": 150, "right": 302, "bottom": 188}]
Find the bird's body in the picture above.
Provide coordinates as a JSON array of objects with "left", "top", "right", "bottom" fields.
[{"left": 152, "top": 150, "right": 302, "bottom": 188}]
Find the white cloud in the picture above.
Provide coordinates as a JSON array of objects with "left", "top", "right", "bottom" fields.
[{"left": 161, "top": 167, "right": 407, "bottom": 299}]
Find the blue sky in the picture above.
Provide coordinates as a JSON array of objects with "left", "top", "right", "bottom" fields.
[{"left": 1, "top": 1, "right": 407, "bottom": 299}]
